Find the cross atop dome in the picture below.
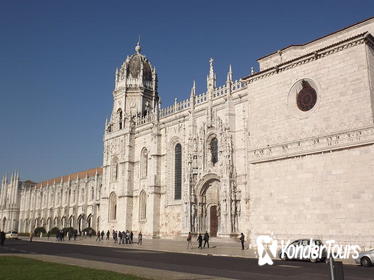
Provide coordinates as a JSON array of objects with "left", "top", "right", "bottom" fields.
[{"left": 135, "top": 36, "right": 141, "bottom": 54}]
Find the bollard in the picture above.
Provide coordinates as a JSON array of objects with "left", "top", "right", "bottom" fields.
[{"left": 329, "top": 257, "right": 344, "bottom": 280}]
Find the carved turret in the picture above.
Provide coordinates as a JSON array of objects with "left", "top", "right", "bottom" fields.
[{"left": 111, "top": 41, "right": 158, "bottom": 127}]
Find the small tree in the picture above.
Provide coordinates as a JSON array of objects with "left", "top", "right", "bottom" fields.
[
  {"left": 34, "top": 227, "right": 46, "bottom": 236},
  {"left": 62, "top": 227, "right": 75, "bottom": 236},
  {"left": 49, "top": 227, "right": 60, "bottom": 236},
  {"left": 82, "top": 227, "right": 96, "bottom": 236}
]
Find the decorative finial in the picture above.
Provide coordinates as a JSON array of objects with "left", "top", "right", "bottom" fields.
[
  {"left": 227, "top": 64, "right": 232, "bottom": 82},
  {"left": 251, "top": 67, "right": 254, "bottom": 75},
  {"left": 208, "top": 58, "right": 215, "bottom": 79},
  {"left": 135, "top": 36, "right": 141, "bottom": 54},
  {"left": 190, "top": 80, "right": 196, "bottom": 97}
]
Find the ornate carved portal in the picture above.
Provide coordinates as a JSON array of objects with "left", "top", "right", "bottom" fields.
[{"left": 194, "top": 178, "right": 220, "bottom": 235}]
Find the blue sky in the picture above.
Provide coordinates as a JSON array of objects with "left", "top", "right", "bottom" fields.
[{"left": 0, "top": 0, "right": 373, "bottom": 182}]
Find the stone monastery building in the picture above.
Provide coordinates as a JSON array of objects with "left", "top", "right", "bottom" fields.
[{"left": 1, "top": 18, "right": 374, "bottom": 247}]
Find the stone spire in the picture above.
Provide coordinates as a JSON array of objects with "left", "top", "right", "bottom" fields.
[
  {"left": 226, "top": 65, "right": 233, "bottom": 96},
  {"left": 207, "top": 58, "right": 216, "bottom": 91},
  {"left": 190, "top": 80, "right": 196, "bottom": 97},
  {"left": 226, "top": 65, "right": 233, "bottom": 83}
]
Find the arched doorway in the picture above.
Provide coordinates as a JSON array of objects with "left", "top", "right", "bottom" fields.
[
  {"left": 196, "top": 176, "right": 220, "bottom": 237},
  {"left": 77, "top": 215, "right": 84, "bottom": 233},
  {"left": 210, "top": 205, "right": 218, "bottom": 237},
  {"left": 87, "top": 214, "right": 92, "bottom": 228}
]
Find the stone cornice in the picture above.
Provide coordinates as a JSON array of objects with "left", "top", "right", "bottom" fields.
[
  {"left": 242, "top": 32, "right": 370, "bottom": 84},
  {"left": 249, "top": 125, "right": 374, "bottom": 163}
]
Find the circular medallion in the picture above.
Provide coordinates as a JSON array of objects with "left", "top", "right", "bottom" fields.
[
  {"left": 288, "top": 78, "right": 319, "bottom": 118},
  {"left": 296, "top": 80, "right": 317, "bottom": 111}
]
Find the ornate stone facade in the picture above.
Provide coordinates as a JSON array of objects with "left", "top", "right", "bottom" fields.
[
  {"left": 0, "top": 168, "right": 102, "bottom": 234},
  {"left": 1, "top": 18, "right": 374, "bottom": 247}
]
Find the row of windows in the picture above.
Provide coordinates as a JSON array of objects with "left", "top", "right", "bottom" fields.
[
  {"left": 24, "top": 187, "right": 98, "bottom": 209},
  {"left": 111, "top": 137, "right": 219, "bottom": 201},
  {"left": 109, "top": 191, "right": 146, "bottom": 222}
]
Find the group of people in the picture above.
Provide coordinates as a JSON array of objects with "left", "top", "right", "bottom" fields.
[
  {"left": 187, "top": 232, "right": 246, "bottom": 250},
  {"left": 96, "top": 230, "right": 143, "bottom": 245},
  {"left": 55, "top": 230, "right": 78, "bottom": 241},
  {"left": 0, "top": 230, "right": 5, "bottom": 246},
  {"left": 186, "top": 231, "right": 210, "bottom": 249}
]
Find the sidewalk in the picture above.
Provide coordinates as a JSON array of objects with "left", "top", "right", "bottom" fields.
[
  {"left": 21, "top": 235, "right": 256, "bottom": 259},
  {"left": 19, "top": 236, "right": 357, "bottom": 265}
]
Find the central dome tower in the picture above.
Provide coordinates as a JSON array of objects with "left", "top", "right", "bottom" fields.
[{"left": 113, "top": 42, "right": 158, "bottom": 117}]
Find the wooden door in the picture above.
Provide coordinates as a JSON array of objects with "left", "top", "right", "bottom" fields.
[{"left": 210, "top": 206, "right": 218, "bottom": 237}]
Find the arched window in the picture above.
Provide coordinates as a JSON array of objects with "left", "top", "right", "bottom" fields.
[
  {"left": 72, "top": 190, "right": 76, "bottom": 203},
  {"left": 140, "top": 148, "right": 148, "bottom": 178},
  {"left": 111, "top": 157, "right": 119, "bottom": 181},
  {"left": 210, "top": 137, "right": 218, "bottom": 165},
  {"left": 87, "top": 214, "right": 92, "bottom": 228},
  {"left": 174, "top": 143, "right": 182, "bottom": 200},
  {"left": 139, "top": 191, "right": 147, "bottom": 221},
  {"left": 109, "top": 192, "right": 117, "bottom": 221},
  {"left": 117, "top": 108, "right": 123, "bottom": 129}
]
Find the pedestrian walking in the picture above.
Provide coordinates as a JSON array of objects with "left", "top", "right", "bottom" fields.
[
  {"left": 113, "top": 231, "right": 118, "bottom": 244},
  {"left": 239, "top": 233, "right": 245, "bottom": 250},
  {"left": 101, "top": 230, "right": 104, "bottom": 240},
  {"left": 47, "top": 231, "right": 50, "bottom": 240},
  {"left": 138, "top": 231, "right": 142, "bottom": 245},
  {"left": 107, "top": 230, "right": 110, "bottom": 240},
  {"left": 197, "top": 233, "right": 203, "bottom": 249},
  {"left": 29, "top": 231, "right": 34, "bottom": 242},
  {"left": 187, "top": 232, "right": 192, "bottom": 249},
  {"left": 96, "top": 231, "right": 101, "bottom": 242},
  {"left": 203, "top": 231, "right": 209, "bottom": 248},
  {"left": 0, "top": 230, "right": 5, "bottom": 246},
  {"left": 122, "top": 231, "right": 126, "bottom": 244},
  {"left": 130, "top": 231, "right": 134, "bottom": 244}
]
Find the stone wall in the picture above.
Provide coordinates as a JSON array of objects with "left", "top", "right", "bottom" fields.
[{"left": 248, "top": 144, "right": 374, "bottom": 248}]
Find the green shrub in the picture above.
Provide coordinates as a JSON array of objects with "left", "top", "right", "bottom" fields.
[
  {"left": 62, "top": 227, "right": 75, "bottom": 235},
  {"left": 49, "top": 227, "right": 60, "bottom": 235},
  {"left": 34, "top": 227, "right": 46, "bottom": 236}
]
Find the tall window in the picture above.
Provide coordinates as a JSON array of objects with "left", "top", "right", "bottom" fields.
[
  {"left": 174, "top": 143, "right": 182, "bottom": 200},
  {"left": 139, "top": 191, "right": 147, "bottom": 221},
  {"left": 91, "top": 187, "right": 95, "bottom": 200},
  {"left": 111, "top": 157, "right": 119, "bottom": 181},
  {"left": 140, "top": 148, "right": 148, "bottom": 178},
  {"left": 117, "top": 109, "right": 123, "bottom": 129},
  {"left": 109, "top": 192, "right": 117, "bottom": 221},
  {"left": 210, "top": 137, "right": 218, "bottom": 165}
]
